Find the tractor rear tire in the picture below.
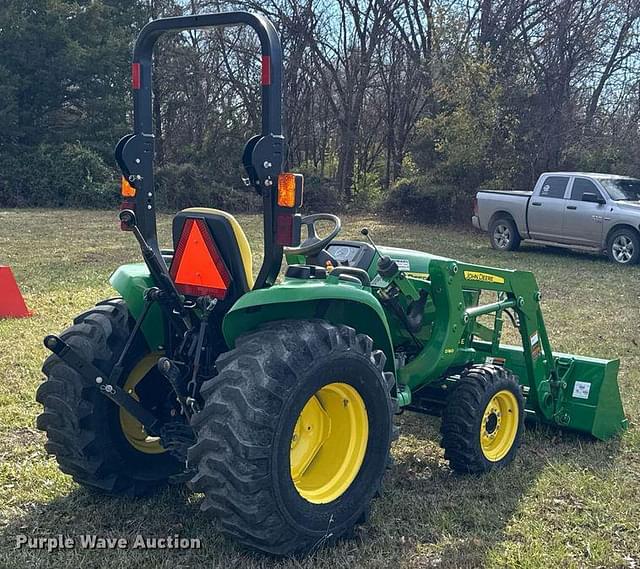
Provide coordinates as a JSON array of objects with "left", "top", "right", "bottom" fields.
[
  {"left": 440, "top": 365, "right": 524, "bottom": 474},
  {"left": 36, "top": 299, "right": 184, "bottom": 495},
  {"left": 188, "top": 320, "right": 396, "bottom": 555}
]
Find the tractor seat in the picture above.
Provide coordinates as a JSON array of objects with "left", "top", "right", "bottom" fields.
[{"left": 171, "top": 208, "right": 254, "bottom": 302}]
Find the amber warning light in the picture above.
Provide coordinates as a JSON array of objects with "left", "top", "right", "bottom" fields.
[
  {"left": 121, "top": 177, "right": 136, "bottom": 197},
  {"left": 275, "top": 173, "right": 304, "bottom": 247},
  {"left": 277, "top": 173, "right": 304, "bottom": 208}
]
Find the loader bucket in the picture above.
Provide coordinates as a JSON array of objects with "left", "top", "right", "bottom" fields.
[
  {"left": 554, "top": 353, "right": 628, "bottom": 440},
  {"left": 489, "top": 344, "right": 627, "bottom": 440}
]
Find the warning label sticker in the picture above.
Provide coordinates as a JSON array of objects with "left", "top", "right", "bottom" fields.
[
  {"left": 370, "top": 275, "right": 389, "bottom": 288},
  {"left": 572, "top": 381, "right": 591, "bottom": 400},
  {"left": 530, "top": 332, "right": 541, "bottom": 359},
  {"left": 393, "top": 259, "right": 411, "bottom": 271}
]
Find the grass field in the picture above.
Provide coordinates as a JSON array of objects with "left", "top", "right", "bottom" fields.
[{"left": 0, "top": 209, "right": 638, "bottom": 569}]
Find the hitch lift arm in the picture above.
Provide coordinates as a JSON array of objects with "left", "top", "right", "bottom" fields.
[{"left": 43, "top": 335, "right": 163, "bottom": 436}]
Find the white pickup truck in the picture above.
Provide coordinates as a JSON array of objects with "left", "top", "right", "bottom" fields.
[{"left": 472, "top": 172, "right": 640, "bottom": 265}]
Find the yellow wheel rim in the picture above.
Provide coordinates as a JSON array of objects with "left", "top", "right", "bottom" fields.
[
  {"left": 480, "top": 389, "right": 519, "bottom": 461},
  {"left": 119, "top": 353, "right": 166, "bottom": 454},
  {"left": 290, "top": 382, "right": 368, "bottom": 504}
]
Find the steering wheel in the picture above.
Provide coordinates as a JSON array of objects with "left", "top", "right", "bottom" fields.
[{"left": 284, "top": 213, "right": 341, "bottom": 256}]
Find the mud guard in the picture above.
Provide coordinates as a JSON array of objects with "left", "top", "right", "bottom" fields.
[
  {"left": 109, "top": 263, "right": 165, "bottom": 350},
  {"left": 222, "top": 279, "right": 396, "bottom": 374}
]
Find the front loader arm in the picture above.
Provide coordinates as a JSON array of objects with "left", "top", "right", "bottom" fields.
[
  {"left": 396, "top": 260, "right": 554, "bottom": 408},
  {"left": 396, "top": 258, "right": 626, "bottom": 439}
]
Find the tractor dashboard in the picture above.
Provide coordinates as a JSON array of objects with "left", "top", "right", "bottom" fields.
[{"left": 326, "top": 240, "right": 375, "bottom": 269}]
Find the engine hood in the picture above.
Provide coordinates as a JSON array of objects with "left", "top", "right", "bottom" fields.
[
  {"left": 614, "top": 200, "right": 640, "bottom": 213},
  {"left": 375, "top": 245, "right": 451, "bottom": 277}
]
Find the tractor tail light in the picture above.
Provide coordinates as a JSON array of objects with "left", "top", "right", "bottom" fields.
[
  {"left": 276, "top": 214, "right": 302, "bottom": 247},
  {"left": 119, "top": 200, "right": 136, "bottom": 231},
  {"left": 119, "top": 177, "right": 137, "bottom": 232},
  {"left": 275, "top": 173, "right": 303, "bottom": 246},
  {"left": 276, "top": 214, "right": 293, "bottom": 246}
]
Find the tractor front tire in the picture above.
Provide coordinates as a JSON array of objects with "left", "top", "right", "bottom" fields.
[
  {"left": 440, "top": 365, "right": 524, "bottom": 474},
  {"left": 36, "top": 299, "right": 184, "bottom": 495},
  {"left": 188, "top": 320, "right": 396, "bottom": 555}
]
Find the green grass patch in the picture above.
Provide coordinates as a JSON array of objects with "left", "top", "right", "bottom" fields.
[{"left": 0, "top": 209, "right": 638, "bottom": 568}]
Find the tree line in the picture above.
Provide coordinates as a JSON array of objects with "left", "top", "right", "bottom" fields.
[{"left": 1, "top": 0, "right": 639, "bottom": 220}]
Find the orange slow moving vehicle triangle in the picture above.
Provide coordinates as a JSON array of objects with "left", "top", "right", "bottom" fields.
[{"left": 170, "top": 219, "right": 230, "bottom": 298}]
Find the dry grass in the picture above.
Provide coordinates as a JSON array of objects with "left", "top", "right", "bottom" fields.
[{"left": 0, "top": 208, "right": 638, "bottom": 569}]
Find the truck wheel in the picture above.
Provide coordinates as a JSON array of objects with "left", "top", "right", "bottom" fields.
[
  {"left": 36, "top": 299, "right": 184, "bottom": 495},
  {"left": 489, "top": 217, "right": 521, "bottom": 251},
  {"left": 188, "top": 320, "right": 396, "bottom": 555},
  {"left": 440, "top": 365, "right": 524, "bottom": 473},
  {"left": 607, "top": 228, "right": 640, "bottom": 265}
]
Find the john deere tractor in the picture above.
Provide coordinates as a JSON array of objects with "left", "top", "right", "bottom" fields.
[{"left": 36, "top": 11, "right": 627, "bottom": 556}]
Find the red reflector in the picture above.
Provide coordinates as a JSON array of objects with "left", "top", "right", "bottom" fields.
[
  {"left": 169, "top": 219, "right": 231, "bottom": 299},
  {"left": 132, "top": 62, "right": 141, "bottom": 90},
  {"left": 276, "top": 214, "right": 294, "bottom": 246},
  {"left": 261, "top": 55, "right": 271, "bottom": 86}
]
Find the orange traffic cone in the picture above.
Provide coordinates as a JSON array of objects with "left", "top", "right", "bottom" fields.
[{"left": 0, "top": 266, "right": 32, "bottom": 318}]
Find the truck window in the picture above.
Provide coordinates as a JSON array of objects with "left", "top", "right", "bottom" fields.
[
  {"left": 539, "top": 176, "right": 569, "bottom": 199},
  {"left": 571, "top": 178, "right": 603, "bottom": 201},
  {"left": 597, "top": 177, "right": 640, "bottom": 201}
]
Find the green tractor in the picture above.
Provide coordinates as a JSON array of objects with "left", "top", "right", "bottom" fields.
[{"left": 37, "top": 11, "right": 627, "bottom": 556}]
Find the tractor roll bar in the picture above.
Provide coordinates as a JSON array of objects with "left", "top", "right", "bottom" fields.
[
  {"left": 132, "top": 12, "right": 282, "bottom": 137},
  {"left": 118, "top": 11, "right": 287, "bottom": 288}
]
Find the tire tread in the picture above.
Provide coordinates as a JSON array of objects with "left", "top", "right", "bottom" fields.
[
  {"left": 440, "top": 364, "right": 524, "bottom": 473},
  {"left": 188, "top": 319, "right": 397, "bottom": 555}
]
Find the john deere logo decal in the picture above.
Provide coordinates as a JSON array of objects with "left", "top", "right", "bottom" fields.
[{"left": 463, "top": 271, "right": 505, "bottom": 284}]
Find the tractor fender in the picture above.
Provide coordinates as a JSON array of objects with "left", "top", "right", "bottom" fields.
[
  {"left": 109, "top": 263, "right": 165, "bottom": 350},
  {"left": 222, "top": 279, "right": 396, "bottom": 373}
]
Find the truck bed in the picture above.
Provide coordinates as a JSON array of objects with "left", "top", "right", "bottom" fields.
[{"left": 474, "top": 189, "right": 532, "bottom": 235}]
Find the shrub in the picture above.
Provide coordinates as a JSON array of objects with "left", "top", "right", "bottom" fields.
[
  {"left": 384, "top": 176, "right": 474, "bottom": 223},
  {"left": 295, "top": 168, "right": 340, "bottom": 211},
  {"left": 155, "top": 162, "right": 259, "bottom": 213},
  {"left": 0, "top": 146, "right": 264, "bottom": 212},
  {"left": 0, "top": 143, "right": 116, "bottom": 208}
]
